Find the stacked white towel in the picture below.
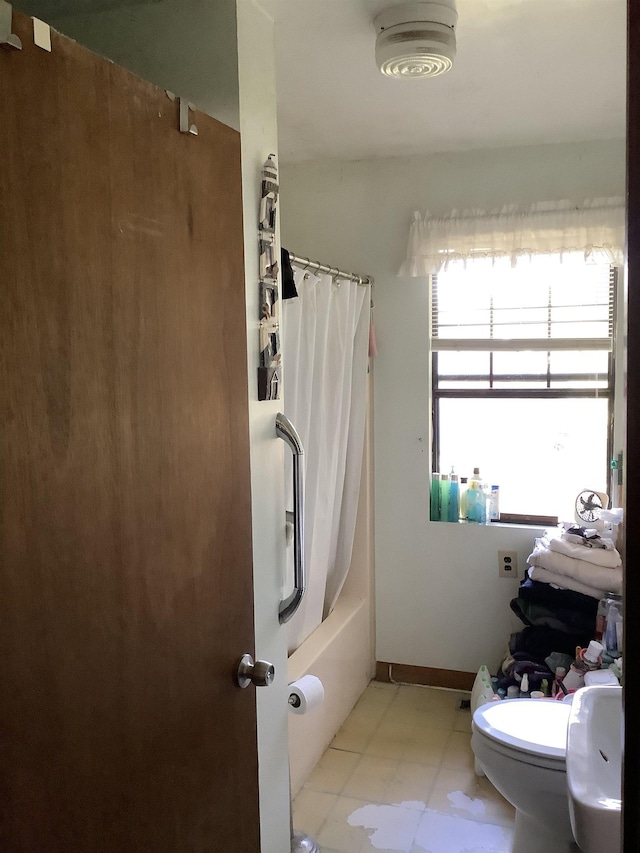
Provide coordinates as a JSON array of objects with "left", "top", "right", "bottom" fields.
[
  {"left": 526, "top": 529, "right": 622, "bottom": 599},
  {"left": 549, "top": 535, "right": 620, "bottom": 566}
]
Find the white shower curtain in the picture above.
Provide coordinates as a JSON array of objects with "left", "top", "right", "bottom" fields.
[{"left": 282, "top": 268, "right": 370, "bottom": 653}]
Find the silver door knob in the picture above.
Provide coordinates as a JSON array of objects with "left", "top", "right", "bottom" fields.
[{"left": 236, "top": 653, "right": 275, "bottom": 688}]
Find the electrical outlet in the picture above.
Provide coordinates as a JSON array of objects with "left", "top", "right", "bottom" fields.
[{"left": 498, "top": 550, "right": 518, "bottom": 578}]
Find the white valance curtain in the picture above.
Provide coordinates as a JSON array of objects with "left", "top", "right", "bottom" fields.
[{"left": 399, "top": 197, "right": 626, "bottom": 276}]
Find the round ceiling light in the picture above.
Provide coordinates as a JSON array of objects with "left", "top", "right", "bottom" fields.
[{"left": 374, "top": 1, "right": 458, "bottom": 80}]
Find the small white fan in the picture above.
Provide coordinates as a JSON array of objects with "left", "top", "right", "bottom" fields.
[{"left": 574, "top": 489, "right": 608, "bottom": 524}]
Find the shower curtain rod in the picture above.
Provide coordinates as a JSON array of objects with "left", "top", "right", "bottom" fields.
[{"left": 289, "top": 253, "right": 373, "bottom": 286}]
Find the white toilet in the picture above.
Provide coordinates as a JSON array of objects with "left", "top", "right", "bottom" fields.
[{"left": 472, "top": 698, "right": 578, "bottom": 853}]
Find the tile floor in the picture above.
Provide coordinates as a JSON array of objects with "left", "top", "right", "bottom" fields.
[{"left": 292, "top": 681, "right": 515, "bottom": 853}]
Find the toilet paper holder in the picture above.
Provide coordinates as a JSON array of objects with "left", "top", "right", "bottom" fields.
[
  {"left": 287, "top": 675, "right": 324, "bottom": 715},
  {"left": 288, "top": 692, "right": 302, "bottom": 709}
]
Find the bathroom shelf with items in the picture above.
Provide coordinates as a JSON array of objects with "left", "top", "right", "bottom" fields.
[
  {"left": 469, "top": 512, "right": 624, "bottom": 853},
  {"left": 470, "top": 512, "right": 623, "bottom": 714}
]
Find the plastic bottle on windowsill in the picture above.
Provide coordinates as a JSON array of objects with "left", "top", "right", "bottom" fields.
[
  {"left": 459, "top": 477, "right": 468, "bottom": 521},
  {"left": 440, "top": 474, "right": 450, "bottom": 521},
  {"left": 448, "top": 471, "right": 460, "bottom": 522},
  {"left": 488, "top": 485, "right": 500, "bottom": 523},
  {"left": 467, "top": 467, "right": 485, "bottom": 523},
  {"left": 439, "top": 473, "right": 450, "bottom": 522},
  {"left": 430, "top": 473, "right": 441, "bottom": 521},
  {"left": 477, "top": 483, "right": 487, "bottom": 524}
]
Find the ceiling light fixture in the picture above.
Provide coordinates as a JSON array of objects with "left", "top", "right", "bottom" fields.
[{"left": 374, "top": 1, "right": 457, "bottom": 80}]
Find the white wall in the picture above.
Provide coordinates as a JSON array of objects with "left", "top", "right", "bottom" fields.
[
  {"left": 280, "top": 139, "right": 626, "bottom": 675},
  {"left": 24, "top": 0, "right": 240, "bottom": 129},
  {"left": 237, "top": 2, "right": 290, "bottom": 851}
]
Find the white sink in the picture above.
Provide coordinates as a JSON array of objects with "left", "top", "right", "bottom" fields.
[{"left": 566, "top": 685, "right": 622, "bottom": 853}]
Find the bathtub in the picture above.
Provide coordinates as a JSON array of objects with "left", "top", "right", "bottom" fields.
[{"left": 288, "top": 382, "right": 376, "bottom": 796}]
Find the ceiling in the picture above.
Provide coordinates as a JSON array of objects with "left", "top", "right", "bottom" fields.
[{"left": 262, "top": 0, "right": 627, "bottom": 163}]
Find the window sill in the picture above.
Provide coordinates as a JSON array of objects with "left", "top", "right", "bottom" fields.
[
  {"left": 497, "top": 513, "right": 558, "bottom": 526},
  {"left": 429, "top": 519, "right": 550, "bottom": 531},
  {"left": 489, "top": 520, "right": 549, "bottom": 531}
]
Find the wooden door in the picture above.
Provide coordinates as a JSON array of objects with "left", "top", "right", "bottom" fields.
[{"left": 0, "top": 11, "right": 260, "bottom": 852}]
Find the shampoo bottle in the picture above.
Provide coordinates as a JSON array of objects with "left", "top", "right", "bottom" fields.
[
  {"left": 467, "top": 467, "right": 483, "bottom": 523},
  {"left": 448, "top": 471, "right": 460, "bottom": 522},
  {"left": 473, "top": 469, "right": 487, "bottom": 524},
  {"left": 430, "top": 473, "right": 441, "bottom": 521},
  {"left": 439, "top": 473, "right": 450, "bottom": 522}
]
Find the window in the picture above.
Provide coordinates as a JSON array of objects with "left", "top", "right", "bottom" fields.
[{"left": 431, "top": 254, "right": 617, "bottom": 522}]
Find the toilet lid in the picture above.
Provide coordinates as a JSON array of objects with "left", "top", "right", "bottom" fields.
[{"left": 473, "top": 698, "right": 570, "bottom": 760}]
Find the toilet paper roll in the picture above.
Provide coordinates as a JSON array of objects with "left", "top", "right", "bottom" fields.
[{"left": 288, "top": 675, "right": 324, "bottom": 715}]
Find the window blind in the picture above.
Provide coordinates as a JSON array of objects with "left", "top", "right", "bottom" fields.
[
  {"left": 431, "top": 257, "right": 615, "bottom": 354},
  {"left": 431, "top": 257, "right": 616, "bottom": 394}
]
